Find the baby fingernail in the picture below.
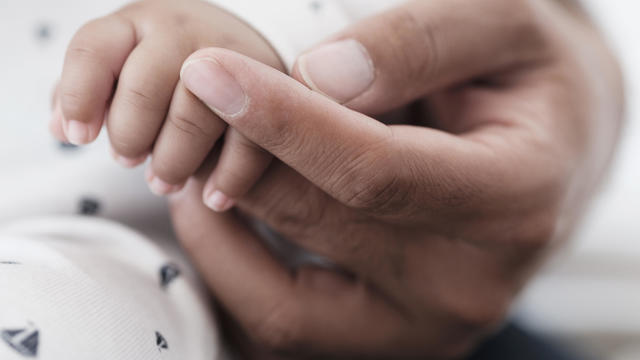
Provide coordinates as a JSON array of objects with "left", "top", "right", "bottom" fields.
[
  {"left": 149, "top": 178, "right": 172, "bottom": 195},
  {"left": 204, "top": 190, "right": 235, "bottom": 212},
  {"left": 297, "top": 39, "right": 375, "bottom": 103},
  {"left": 110, "top": 148, "right": 148, "bottom": 168},
  {"left": 146, "top": 167, "right": 182, "bottom": 196},
  {"left": 49, "top": 103, "right": 66, "bottom": 141},
  {"left": 181, "top": 58, "right": 247, "bottom": 117},
  {"left": 65, "top": 120, "right": 90, "bottom": 145}
]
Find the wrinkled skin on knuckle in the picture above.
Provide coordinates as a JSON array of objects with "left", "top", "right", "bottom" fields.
[
  {"left": 337, "top": 145, "right": 413, "bottom": 215},
  {"left": 405, "top": 151, "right": 485, "bottom": 218},
  {"left": 249, "top": 106, "right": 305, "bottom": 158},
  {"left": 426, "top": 167, "right": 482, "bottom": 212},
  {"left": 265, "top": 184, "right": 331, "bottom": 239},
  {"left": 344, "top": 169, "right": 407, "bottom": 215}
]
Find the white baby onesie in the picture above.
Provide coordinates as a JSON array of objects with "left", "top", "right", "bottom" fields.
[
  {"left": 0, "top": 0, "right": 402, "bottom": 358},
  {"left": 0, "top": 217, "right": 219, "bottom": 360}
]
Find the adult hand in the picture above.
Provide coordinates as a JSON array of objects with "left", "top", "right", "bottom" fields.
[{"left": 170, "top": 0, "right": 623, "bottom": 358}]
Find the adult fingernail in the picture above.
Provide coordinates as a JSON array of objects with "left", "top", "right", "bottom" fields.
[
  {"left": 297, "top": 39, "right": 375, "bottom": 103},
  {"left": 204, "top": 190, "right": 236, "bottom": 212},
  {"left": 64, "top": 119, "right": 89, "bottom": 145},
  {"left": 181, "top": 58, "right": 247, "bottom": 117}
]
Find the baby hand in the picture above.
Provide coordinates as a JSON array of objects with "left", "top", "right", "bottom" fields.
[{"left": 51, "top": 0, "right": 285, "bottom": 210}]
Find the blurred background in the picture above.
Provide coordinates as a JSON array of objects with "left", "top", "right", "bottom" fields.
[{"left": 0, "top": 1, "right": 637, "bottom": 359}]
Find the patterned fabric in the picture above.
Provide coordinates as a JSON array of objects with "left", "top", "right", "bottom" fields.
[
  {"left": 0, "top": 218, "right": 220, "bottom": 359},
  {"left": 0, "top": 0, "right": 364, "bottom": 358},
  {"left": 1, "top": 0, "right": 638, "bottom": 358}
]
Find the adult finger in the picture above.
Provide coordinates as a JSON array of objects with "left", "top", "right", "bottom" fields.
[
  {"left": 169, "top": 178, "right": 417, "bottom": 356},
  {"left": 59, "top": 15, "right": 136, "bottom": 144},
  {"left": 292, "top": 0, "right": 547, "bottom": 114},
  {"left": 180, "top": 49, "right": 493, "bottom": 215}
]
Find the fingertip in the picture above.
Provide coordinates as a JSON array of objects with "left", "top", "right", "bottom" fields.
[
  {"left": 49, "top": 101, "right": 68, "bottom": 142},
  {"left": 110, "top": 147, "right": 148, "bottom": 168},
  {"left": 203, "top": 188, "right": 236, "bottom": 212},
  {"left": 149, "top": 177, "right": 183, "bottom": 196},
  {"left": 63, "top": 119, "right": 97, "bottom": 145},
  {"left": 145, "top": 166, "right": 185, "bottom": 196}
]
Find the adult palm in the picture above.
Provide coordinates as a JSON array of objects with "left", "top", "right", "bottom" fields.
[{"left": 170, "top": 0, "right": 623, "bottom": 358}]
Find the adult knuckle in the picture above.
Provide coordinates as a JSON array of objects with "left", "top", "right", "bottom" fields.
[
  {"left": 266, "top": 131, "right": 305, "bottom": 164},
  {"left": 415, "top": 154, "right": 484, "bottom": 211},
  {"left": 248, "top": 302, "right": 304, "bottom": 352},
  {"left": 267, "top": 185, "right": 328, "bottom": 236},
  {"left": 344, "top": 168, "right": 401, "bottom": 212},
  {"left": 430, "top": 173, "right": 481, "bottom": 210},
  {"left": 342, "top": 153, "right": 411, "bottom": 214},
  {"left": 248, "top": 113, "right": 300, "bottom": 156}
]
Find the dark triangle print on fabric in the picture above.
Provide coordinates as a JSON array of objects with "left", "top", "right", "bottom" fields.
[
  {"left": 1, "top": 323, "right": 39, "bottom": 357},
  {"left": 159, "top": 263, "right": 180, "bottom": 289},
  {"left": 78, "top": 197, "right": 101, "bottom": 216},
  {"left": 155, "top": 331, "right": 169, "bottom": 352}
]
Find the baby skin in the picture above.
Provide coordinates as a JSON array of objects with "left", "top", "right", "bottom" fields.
[{"left": 51, "top": 0, "right": 286, "bottom": 211}]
